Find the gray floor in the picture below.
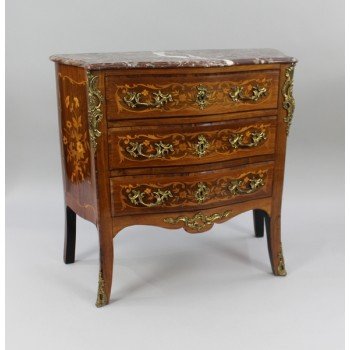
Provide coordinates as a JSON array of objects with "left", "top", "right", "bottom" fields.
[{"left": 6, "top": 155, "right": 344, "bottom": 350}]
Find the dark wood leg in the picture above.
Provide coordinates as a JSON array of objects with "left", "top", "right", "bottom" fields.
[
  {"left": 96, "top": 226, "right": 114, "bottom": 307},
  {"left": 253, "top": 209, "right": 266, "bottom": 238},
  {"left": 64, "top": 206, "right": 76, "bottom": 264},
  {"left": 265, "top": 212, "right": 287, "bottom": 276}
]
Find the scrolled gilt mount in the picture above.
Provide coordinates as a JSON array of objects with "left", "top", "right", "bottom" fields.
[
  {"left": 229, "top": 85, "right": 267, "bottom": 103},
  {"left": 164, "top": 210, "right": 231, "bottom": 232},
  {"left": 87, "top": 71, "right": 103, "bottom": 153},
  {"left": 126, "top": 141, "right": 174, "bottom": 159},
  {"left": 282, "top": 64, "right": 296, "bottom": 135},
  {"left": 229, "top": 130, "right": 267, "bottom": 149},
  {"left": 124, "top": 90, "right": 173, "bottom": 109},
  {"left": 128, "top": 188, "right": 173, "bottom": 207},
  {"left": 228, "top": 173, "right": 265, "bottom": 196}
]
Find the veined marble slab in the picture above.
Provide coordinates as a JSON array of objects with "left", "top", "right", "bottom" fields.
[{"left": 50, "top": 48, "right": 296, "bottom": 70}]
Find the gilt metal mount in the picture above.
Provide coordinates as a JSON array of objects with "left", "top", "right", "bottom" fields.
[
  {"left": 87, "top": 71, "right": 103, "bottom": 153},
  {"left": 164, "top": 210, "right": 231, "bottom": 232},
  {"left": 124, "top": 90, "right": 173, "bottom": 109}
]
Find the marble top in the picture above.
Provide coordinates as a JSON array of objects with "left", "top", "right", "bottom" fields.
[{"left": 50, "top": 48, "right": 296, "bottom": 70}]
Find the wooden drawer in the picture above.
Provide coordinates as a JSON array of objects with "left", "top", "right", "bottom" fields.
[
  {"left": 105, "top": 70, "right": 279, "bottom": 120},
  {"left": 110, "top": 162, "right": 274, "bottom": 216},
  {"left": 108, "top": 117, "right": 277, "bottom": 169}
]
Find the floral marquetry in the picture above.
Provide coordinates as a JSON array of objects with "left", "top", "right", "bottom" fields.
[
  {"left": 58, "top": 70, "right": 93, "bottom": 190},
  {"left": 56, "top": 65, "right": 98, "bottom": 230},
  {"left": 62, "top": 95, "right": 90, "bottom": 183}
]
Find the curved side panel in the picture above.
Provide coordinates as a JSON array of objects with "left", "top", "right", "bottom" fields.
[{"left": 55, "top": 63, "right": 97, "bottom": 224}]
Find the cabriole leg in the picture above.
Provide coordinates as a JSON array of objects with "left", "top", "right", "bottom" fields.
[
  {"left": 265, "top": 212, "right": 287, "bottom": 276},
  {"left": 96, "top": 227, "right": 114, "bottom": 307}
]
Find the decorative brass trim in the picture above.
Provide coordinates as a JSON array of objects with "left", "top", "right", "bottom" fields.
[
  {"left": 229, "top": 85, "right": 267, "bottom": 103},
  {"left": 196, "top": 85, "right": 209, "bottom": 109},
  {"left": 229, "top": 131, "right": 267, "bottom": 149},
  {"left": 128, "top": 188, "right": 173, "bottom": 207},
  {"left": 96, "top": 270, "right": 108, "bottom": 308},
  {"left": 195, "top": 182, "right": 210, "bottom": 203},
  {"left": 277, "top": 245, "right": 287, "bottom": 276},
  {"left": 123, "top": 90, "right": 173, "bottom": 108},
  {"left": 282, "top": 65, "right": 296, "bottom": 135},
  {"left": 228, "top": 173, "right": 265, "bottom": 196},
  {"left": 126, "top": 141, "right": 174, "bottom": 159},
  {"left": 164, "top": 210, "right": 231, "bottom": 232},
  {"left": 87, "top": 71, "right": 103, "bottom": 153},
  {"left": 194, "top": 135, "right": 210, "bottom": 157}
]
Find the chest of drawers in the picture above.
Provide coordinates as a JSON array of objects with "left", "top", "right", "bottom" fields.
[{"left": 50, "top": 49, "right": 296, "bottom": 307}]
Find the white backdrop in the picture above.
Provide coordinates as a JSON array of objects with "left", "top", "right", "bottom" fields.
[{"left": 6, "top": 1, "right": 344, "bottom": 349}]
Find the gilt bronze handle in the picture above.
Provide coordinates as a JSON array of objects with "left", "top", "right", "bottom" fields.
[
  {"left": 123, "top": 90, "right": 173, "bottom": 108},
  {"left": 126, "top": 141, "right": 174, "bottom": 159},
  {"left": 228, "top": 173, "right": 265, "bottom": 195},
  {"left": 128, "top": 188, "right": 173, "bottom": 207},
  {"left": 229, "top": 85, "right": 267, "bottom": 103},
  {"left": 229, "top": 131, "right": 267, "bottom": 149}
]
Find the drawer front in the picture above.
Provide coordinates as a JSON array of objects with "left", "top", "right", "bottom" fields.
[
  {"left": 108, "top": 118, "right": 277, "bottom": 169},
  {"left": 110, "top": 162, "right": 274, "bottom": 216},
  {"left": 106, "top": 70, "right": 279, "bottom": 120}
]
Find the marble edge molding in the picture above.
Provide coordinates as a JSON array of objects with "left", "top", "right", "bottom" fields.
[{"left": 49, "top": 49, "right": 297, "bottom": 70}]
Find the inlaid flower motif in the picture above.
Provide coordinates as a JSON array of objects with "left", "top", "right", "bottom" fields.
[
  {"left": 179, "top": 191, "right": 187, "bottom": 199},
  {"left": 144, "top": 188, "right": 152, "bottom": 195},
  {"left": 179, "top": 143, "right": 187, "bottom": 151},
  {"left": 179, "top": 94, "right": 186, "bottom": 102},
  {"left": 63, "top": 95, "right": 90, "bottom": 183},
  {"left": 73, "top": 97, "right": 79, "bottom": 108}
]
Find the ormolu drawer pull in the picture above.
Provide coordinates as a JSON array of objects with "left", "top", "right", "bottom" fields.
[
  {"left": 126, "top": 141, "right": 174, "bottom": 159},
  {"left": 128, "top": 188, "right": 173, "bottom": 207},
  {"left": 229, "top": 131, "right": 267, "bottom": 149},
  {"left": 228, "top": 173, "right": 265, "bottom": 195},
  {"left": 123, "top": 90, "right": 173, "bottom": 108},
  {"left": 229, "top": 85, "right": 267, "bottom": 103}
]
